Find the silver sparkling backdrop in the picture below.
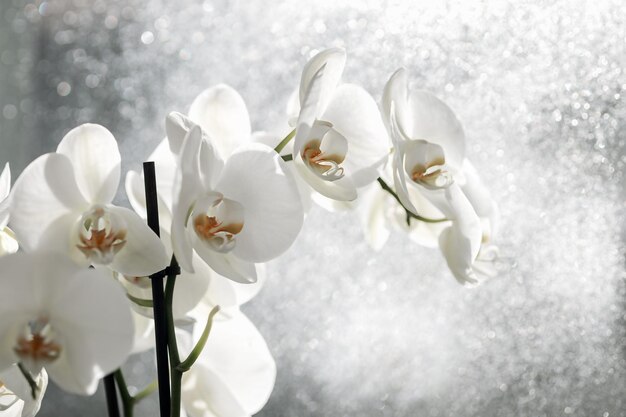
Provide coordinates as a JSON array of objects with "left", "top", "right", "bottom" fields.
[{"left": 1, "top": 1, "right": 625, "bottom": 416}]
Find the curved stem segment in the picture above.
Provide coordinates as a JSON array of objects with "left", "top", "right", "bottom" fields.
[
  {"left": 113, "top": 370, "right": 133, "bottom": 417},
  {"left": 274, "top": 128, "right": 296, "bottom": 154},
  {"left": 376, "top": 177, "right": 448, "bottom": 225},
  {"left": 165, "top": 256, "right": 182, "bottom": 417},
  {"left": 113, "top": 369, "right": 158, "bottom": 417},
  {"left": 178, "top": 306, "right": 221, "bottom": 372},
  {"left": 16, "top": 363, "right": 38, "bottom": 400}
]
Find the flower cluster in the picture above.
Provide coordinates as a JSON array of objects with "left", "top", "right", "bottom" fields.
[{"left": 0, "top": 48, "right": 499, "bottom": 417}]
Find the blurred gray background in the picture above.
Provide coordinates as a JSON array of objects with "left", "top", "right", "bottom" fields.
[{"left": 1, "top": 0, "right": 625, "bottom": 416}]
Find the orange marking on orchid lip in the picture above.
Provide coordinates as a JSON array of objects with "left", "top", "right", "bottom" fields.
[
  {"left": 411, "top": 167, "right": 442, "bottom": 182},
  {"left": 76, "top": 228, "right": 127, "bottom": 257},
  {"left": 14, "top": 333, "right": 61, "bottom": 364},
  {"left": 411, "top": 158, "right": 447, "bottom": 183},
  {"left": 194, "top": 215, "right": 243, "bottom": 240},
  {"left": 302, "top": 143, "right": 345, "bottom": 179}
]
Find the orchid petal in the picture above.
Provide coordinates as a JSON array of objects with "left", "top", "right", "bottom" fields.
[
  {"left": 196, "top": 263, "right": 267, "bottom": 314},
  {"left": 0, "top": 163, "right": 10, "bottom": 229},
  {"left": 198, "top": 140, "right": 224, "bottom": 193},
  {"left": 192, "top": 234, "right": 257, "bottom": 284},
  {"left": 0, "top": 253, "right": 134, "bottom": 395},
  {"left": 408, "top": 90, "right": 465, "bottom": 170},
  {"left": 107, "top": 205, "right": 168, "bottom": 277},
  {"left": 189, "top": 84, "right": 252, "bottom": 160},
  {"left": 436, "top": 185, "right": 482, "bottom": 285},
  {"left": 182, "top": 367, "right": 248, "bottom": 417},
  {"left": 293, "top": 64, "right": 327, "bottom": 157},
  {"left": 322, "top": 84, "right": 390, "bottom": 186},
  {"left": 216, "top": 143, "right": 303, "bottom": 262},
  {"left": 382, "top": 68, "right": 410, "bottom": 144},
  {"left": 359, "top": 185, "right": 392, "bottom": 251},
  {"left": 166, "top": 111, "right": 199, "bottom": 156},
  {"left": 48, "top": 269, "right": 134, "bottom": 394},
  {"left": 56, "top": 124, "right": 121, "bottom": 205},
  {"left": 149, "top": 138, "right": 180, "bottom": 212},
  {"left": 130, "top": 309, "right": 155, "bottom": 354},
  {"left": 10, "top": 153, "right": 87, "bottom": 252},
  {"left": 294, "top": 154, "right": 357, "bottom": 201},
  {"left": 460, "top": 159, "right": 495, "bottom": 218},
  {"left": 0, "top": 365, "right": 47, "bottom": 417},
  {"left": 172, "top": 126, "right": 204, "bottom": 273},
  {"left": 125, "top": 170, "right": 147, "bottom": 219},
  {"left": 299, "top": 48, "right": 346, "bottom": 117},
  {"left": 195, "top": 312, "right": 276, "bottom": 414},
  {"left": 0, "top": 228, "right": 19, "bottom": 256}
]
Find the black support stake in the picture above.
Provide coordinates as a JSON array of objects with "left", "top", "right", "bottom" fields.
[
  {"left": 103, "top": 373, "right": 121, "bottom": 417},
  {"left": 143, "top": 161, "right": 171, "bottom": 417}
]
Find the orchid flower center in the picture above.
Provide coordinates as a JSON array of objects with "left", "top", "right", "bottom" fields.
[
  {"left": 403, "top": 140, "right": 453, "bottom": 190},
  {"left": 191, "top": 192, "right": 244, "bottom": 254},
  {"left": 14, "top": 317, "right": 61, "bottom": 374},
  {"left": 410, "top": 159, "right": 452, "bottom": 188},
  {"left": 76, "top": 205, "right": 127, "bottom": 265},
  {"left": 301, "top": 121, "right": 348, "bottom": 182}
]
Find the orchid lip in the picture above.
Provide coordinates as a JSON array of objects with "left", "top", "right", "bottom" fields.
[
  {"left": 191, "top": 193, "right": 245, "bottom": 254},
  {"left": 302, "top": 144, "right": 345, "bottom": 181},
  {"left": 76, "top": 205, "right": 128, "bottom": 265},
  {"left": 14, "top": 317, "right": 62, "bottom": 375}
]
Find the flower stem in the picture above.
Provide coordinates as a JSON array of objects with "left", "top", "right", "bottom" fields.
[
  {"left": 113, "top": 370, "right": 133, "bottom": 417},
  {"left": 126, "top": 293, "right": 153, "bottom": 308},
  {"left": 16, "top": 362, "right": 37, "bottom": 400},
  {"left": 177, "top": 306, "right": 221, "bottom": 372},
  {"left": 112, "top": 369, "right": 157, "bottom": 417},
  {"left": 274, "top": 128, "right": 296, "bottom": 154},
  {"left": 165, "top": 255, "right": 182, "bottom": 417},
  {"left": 376, "top": 177, "right": 448, "bottom": 225},
  {"left": 133, "top": 380, "right": 158, "bottom": 403}
]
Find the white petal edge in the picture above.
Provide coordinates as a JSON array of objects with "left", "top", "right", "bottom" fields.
[
  {"left": 108, "top": 205, "right": 169, "bottom": 277},
  {"left": 171, "top": 126, "right": 204, "bottom": 273},
  {"left": 9, "top": 153, "right": 87, "bottom": 252},
  {"left": 57, "top": 124, "right": 121, "bottom": 205},
  {"left": 217, "top": 143, "right": 304, "bottom": 262},
  {"left": 189, "top": 84, "right": 252, "bottom": 160},
  {"left": 299, "top": 48, "right": 346, "bottom": 117}
]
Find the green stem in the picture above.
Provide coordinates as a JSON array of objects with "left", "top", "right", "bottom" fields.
[
  {"left": 16, "top": 363, "right": 37, "bottom": 400},
  {"left": 165, "top": 256, "right": 182, "bottom": 417},
  {"left": 376, "top": 177, "right": 448, "bottom": 225},
  {"left": 126, "top": 293, "right": 154, "bottom": 308},
  {"left": 273, "top": 128, "right": 296, "bottom": 154},
  {"left": 113, "top": 369, "right": 134, "bottom": 417},
  {"left": 178, "top": 306, "right": 221, "bottom": 372},
  {"left": 281, "top": 154, "right": 293, "bottom": 162},
  {"left": 133, "top": 380, "right": 158, "bottom": 403}
]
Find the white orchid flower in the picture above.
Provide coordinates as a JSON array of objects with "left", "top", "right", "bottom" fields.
[
  {"left": 0, "top": 252, "right": 134, "bottom": 395},
  {"left": 0, "top": 163, "right": 18, "bottom": 256},
  {"left": 9, "top": 124, "right": 168, "bottom": 277},
  {"left": 0, "top": 365, "right": 47, "bottom": 417},
  {"left": 291, "top": 48, "right": 390, "bottom": 202},
  {"left": 170, "top": 122, "right": 303, "bottom": 283},
  {"left": 382, "top": 68, "right": 499, "bottom": 286},
  {"left": 125, "top": 173, "right": 266, "bottom": 322},
  {"left": 180, "top": 311, "right": 276, "bottom": 417}
]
